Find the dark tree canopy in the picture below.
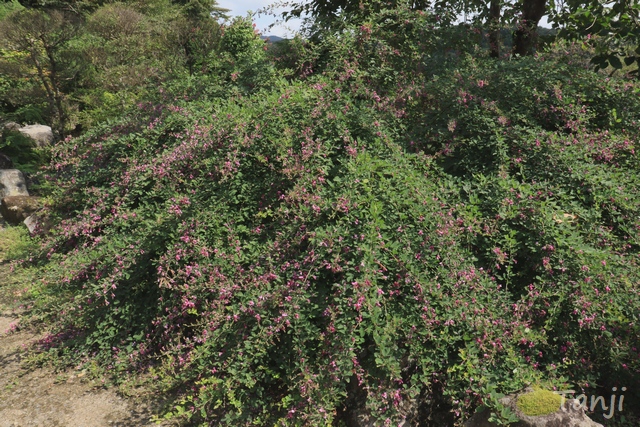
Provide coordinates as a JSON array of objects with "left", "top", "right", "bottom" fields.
[
  {"left": 13, "top": 0, "right": 106, "bottom": 12},
  {"left": 284, "top": 0, "right": 638, "bottom": 61}
]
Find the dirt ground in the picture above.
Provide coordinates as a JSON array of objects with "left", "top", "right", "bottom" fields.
[
  {"left": 0, "top": 309, "right": 176, "bottom": 427},
  {"left": 0, "top": 219, "right": 176, "bottom": 427}
]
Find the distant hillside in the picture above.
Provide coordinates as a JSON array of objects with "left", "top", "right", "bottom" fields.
[{"left": 260, "top": 35, "right": 284, "bottom": 43}]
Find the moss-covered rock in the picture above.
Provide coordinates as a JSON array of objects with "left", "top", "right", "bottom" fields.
[
  {"left": 465, "top": 387, "right": 604, "bottom": 427},
  {"left": 516, "top": 388, "right": 562, "bottom": 416},
  {"left": 0, "top": 196, "right": 41, "bottom": 224}
]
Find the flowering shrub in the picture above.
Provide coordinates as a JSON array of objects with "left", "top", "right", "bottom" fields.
[{"left": 23, "top": 5, "right": 640, "bottom": 426}]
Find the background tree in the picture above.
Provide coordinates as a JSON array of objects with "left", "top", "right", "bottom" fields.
[
  {"left": 549, "top": 0, "right": 640, "bottom": 76},
  {"left": 280, "top": 0, "right": 577, "bottom": 57},
  {"left": 0, "top": 8, "right": 82, "bottom": 136},
  {"left": 0, "top": 0, "right": 231, "bottom": 132},
  {"left": 511, "top": 0, "right": 547, "bottom": 55},
  {"left": 488, "top": 0, "right": 501, "bottom": 57},
  {"left": 170, "top": 0, "right": 228, "bottom": 75},
  {"left": 172, "top": 0, "right": 229, "bottom": 19},
  {"left": 12, "top": 0, "right": 106, "bottom": 13}
]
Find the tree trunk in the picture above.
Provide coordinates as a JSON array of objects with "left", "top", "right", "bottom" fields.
[
  {"left": 489, "top": 0, "right": 501, "bottom": 58},
  {"left": 512, "top": 0, "right": 547, "bottom": 56},
  {"left": 43, "top": 41, "right": 67, "bottom": 137},
  {"left": 27, "top": 44, "right": 58, "bottom": 122}
]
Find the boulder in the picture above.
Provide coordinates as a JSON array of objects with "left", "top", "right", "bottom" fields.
[
  {"left": 465, "top": 388, "right": 603, "bottom": 427},
  {"left": 1, "top": 196, "right": 41, "bottom": 225},
  {"left": 0, "top": 152, "right": 12, "bottom": 169},
  {"left": 2, "top": 122, "right": 21, "bottom": 132},
  {"left": 18, "top": 124, "right": 54, "bottom": 147},
  {"left": 0, "top": 169, "right": 29, "bottom": 198}
]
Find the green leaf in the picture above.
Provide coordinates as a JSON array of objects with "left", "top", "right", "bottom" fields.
[{"left": 608, "top": 55, "right": 623, "bottom": 69}]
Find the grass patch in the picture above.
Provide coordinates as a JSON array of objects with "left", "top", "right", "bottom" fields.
[
  {"left": 0, "top": 225, "right": 40, "bottom": 308},
  {"left": 0, "top": 225, "right": 36, "bottom": 261}
]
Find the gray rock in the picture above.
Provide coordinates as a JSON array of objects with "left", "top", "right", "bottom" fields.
[
  {"left": 24, "top": 212, "right": 49, "bottom": 235},
  {"left": 0, "top": 169, "right": 29, "bottom": 198},
  {"left": 23, "top": 213, "right": 38, "bottom": 234},
  {"left": 2, "top": 122, "right": 21, "bottom": 132},
  {"left": 0, "top": 152, "right": 12, "bottom": 169},
  {"left": 1, "top": 196, "right": 41, "bottom": 225},
  {"left": 465, "top": 388, "right": 604, "bottom": 427},
  {"left": 19, "top": 124, "right": 54, "bottom": 147}
]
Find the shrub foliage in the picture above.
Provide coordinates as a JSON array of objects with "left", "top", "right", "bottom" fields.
[{"left": 19, "top": 5, "right": 640, "bottom": 426}]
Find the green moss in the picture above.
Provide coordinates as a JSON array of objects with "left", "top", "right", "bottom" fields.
[{"left": 517, "top": 389, "right": 562, "bottom": 417}]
